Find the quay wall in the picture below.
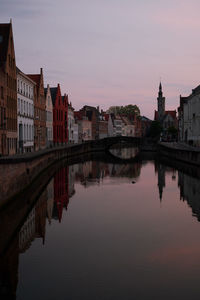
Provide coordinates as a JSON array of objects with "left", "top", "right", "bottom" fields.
[
  {"left": 0, "top": 140, "right": 106, "bottom": 208},
  {"left": 158, "top": 142, "right": 200, "bottom": 166},
  {"left": 0, "top": 136, "right": 141, "bottom": 207}
]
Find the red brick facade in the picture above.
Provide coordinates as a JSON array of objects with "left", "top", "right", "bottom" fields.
[
  {"left": 50, "top": 84, "right": 68, "bottom": 145},
  {"left": 0, "top": 21, "right": 17, "bottom": 155}
]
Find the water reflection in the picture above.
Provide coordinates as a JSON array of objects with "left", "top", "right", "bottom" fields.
[
  {"left": 1, "top": 157, "right": 200, "bottom": 299},
  {"left": 154, "top": 162, "right": 177, "bottom": 202},
  {"left": 178, "top": 172, "right": 200, "bottom": 221},
  {"left": 109, "top": 145, "right": 139, "bottom": 159}
]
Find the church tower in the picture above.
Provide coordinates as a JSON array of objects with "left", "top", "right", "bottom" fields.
[
  {"left": 157, "top": 82, "right": 165, "bottom": 122},
  {"left": 157, "top": 163, "right": 166, "bottom": 202}
]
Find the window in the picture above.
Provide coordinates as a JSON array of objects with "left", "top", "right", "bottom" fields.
[{"left": 1, "top": 86, "right": 3, "bottom": 99}]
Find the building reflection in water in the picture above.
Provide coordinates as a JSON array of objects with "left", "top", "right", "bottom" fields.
[
  {"left": 155, "top": 161, "right": 200, "bottom": 222},
  {"left": 154, "top": 161, "right": 177, "bottom": 202},
  {"left": 109, "top": 146, "right": 139, "bottom": 159},
  {"left": 0, "top": 187, "right": 48, "bottom": 299},
  {"left": 2, "top": 158, "right": 200, "bottom": 298},
  {"left": 178, "top": 171, "right": 200, "bottom": 222}
]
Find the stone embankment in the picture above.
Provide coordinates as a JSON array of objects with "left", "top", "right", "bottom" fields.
[
  {"left": 0, "top": 136, "right": 141, "bottom": 207},
  {"left": 158, "top": 142, "right": 200, "bottom": 166},
  {"left": 0, "top": 141, "right": 106, "bottom": 208}
]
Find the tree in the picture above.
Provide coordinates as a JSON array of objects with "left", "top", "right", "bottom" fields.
[
  {"left": 167, "top": 126, "right": 178, "bottom": 138},
  {"left": 107, "top": 105, "right": 140, "bottom": 116},
  {"left": 149, "top": 121, "right": 162, "bottom": 138}
]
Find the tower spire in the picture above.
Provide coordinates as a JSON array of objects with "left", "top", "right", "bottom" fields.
[
  {"left": 157, "top": 81, "right": 165, "bottom": 121},
  {"left": 159, "top": 82, "right": 163, "bottom": 97}
]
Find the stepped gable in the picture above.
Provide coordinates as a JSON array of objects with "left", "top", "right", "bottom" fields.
[{"left": 49, "top": 87, "right": 58, "bottom": 105}]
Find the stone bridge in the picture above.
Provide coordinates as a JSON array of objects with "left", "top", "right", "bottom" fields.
[{"left": 93, "top": 136, "right": 142, "bottom": 151}]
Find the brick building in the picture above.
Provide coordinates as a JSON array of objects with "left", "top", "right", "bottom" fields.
[
  {"left": 0, "top": 21, "right": 17, "bottom": 155},
  {"left": 27, "top": 68, "right": 46, "bottom": 150},
  {"left": 53, "top": 167, "right": 69, "bottom": 222},
  {"left": 44, "top": 84, "right": 53, "bottom": 148},
  {"left": 154, "top": 82, "right": 177, "bottom": 134},
  {"left": 74, "top": 111, "right": 92, "bottom": 142},
  {"left": 80, "top": 105, "right": 100, "bottom": 139},
  {"left": 99, "top": 115, "right": 108, "bottom": 139},
  {"left": 50, "top": 84, "right": 68, "bottom": 145},
  {"left": 68, "top": 101, "right": 74, "bottom": 143}
]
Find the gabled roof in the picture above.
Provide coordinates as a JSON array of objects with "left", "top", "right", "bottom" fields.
[
  {"left": 74, "top": 111, "right": 83, "bottom": 120},
  {"left": 16, "top": 66, "right": 36, "bottom": 85},
  {"left": 165, "top": 110, "right": 176, "bottom": 119},
  {"left": 49, "top": 87, "right": 58, "bottom": 105},
  {"left": 80, "top": 105, "right": 100, "bottom": 116},
  {"left": 141, "top": 116, "right": 151, "bottom": 122},
  {"left": 192, "top": 85, "right": 200, "bottom": 96},
  {"left": 62, "top": 94, "right": 68, "bottom": 105},
  {"left": 44, "top": 88, "right": 47, "bottom": 98},
  {"left": 104, "top": 114, "right": 109, "bottom": 121},
  {"left": 120, "top": 116, "right": 132, "bottom": 125},
  {"left": 27, "top": 74, "right": 41, "bottom": 87},
  {"left": 0, "top": 23, "right": 11, "bottom": 63},
  {"left": 154, "top": 110, "right": 176, "bottom": 121}
]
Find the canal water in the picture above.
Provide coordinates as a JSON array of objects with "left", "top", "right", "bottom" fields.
[{"left": 2, "top": 149, "right": 200, "bottom": 299}]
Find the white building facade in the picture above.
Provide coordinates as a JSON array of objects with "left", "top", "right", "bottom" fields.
[
  {"left": 73, "top": 123, "right": 79, "bottom": 143},
  {"left": 17, "top": 67, "right": 35, "bottom": 153},
  {"left": 179, "top": 85, "right": 200, "bottom": 145},
  {"left": 121, "top": 116, "right": 135, "bottom": 136}
]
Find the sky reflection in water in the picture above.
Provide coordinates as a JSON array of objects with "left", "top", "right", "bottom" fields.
[{"left": 3, "top": 157, "right": 200, "bottom": 300}]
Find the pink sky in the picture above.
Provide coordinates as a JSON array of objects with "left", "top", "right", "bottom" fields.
[{"left": 1, "top": 0, "right": 200, "bottom": 118}]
